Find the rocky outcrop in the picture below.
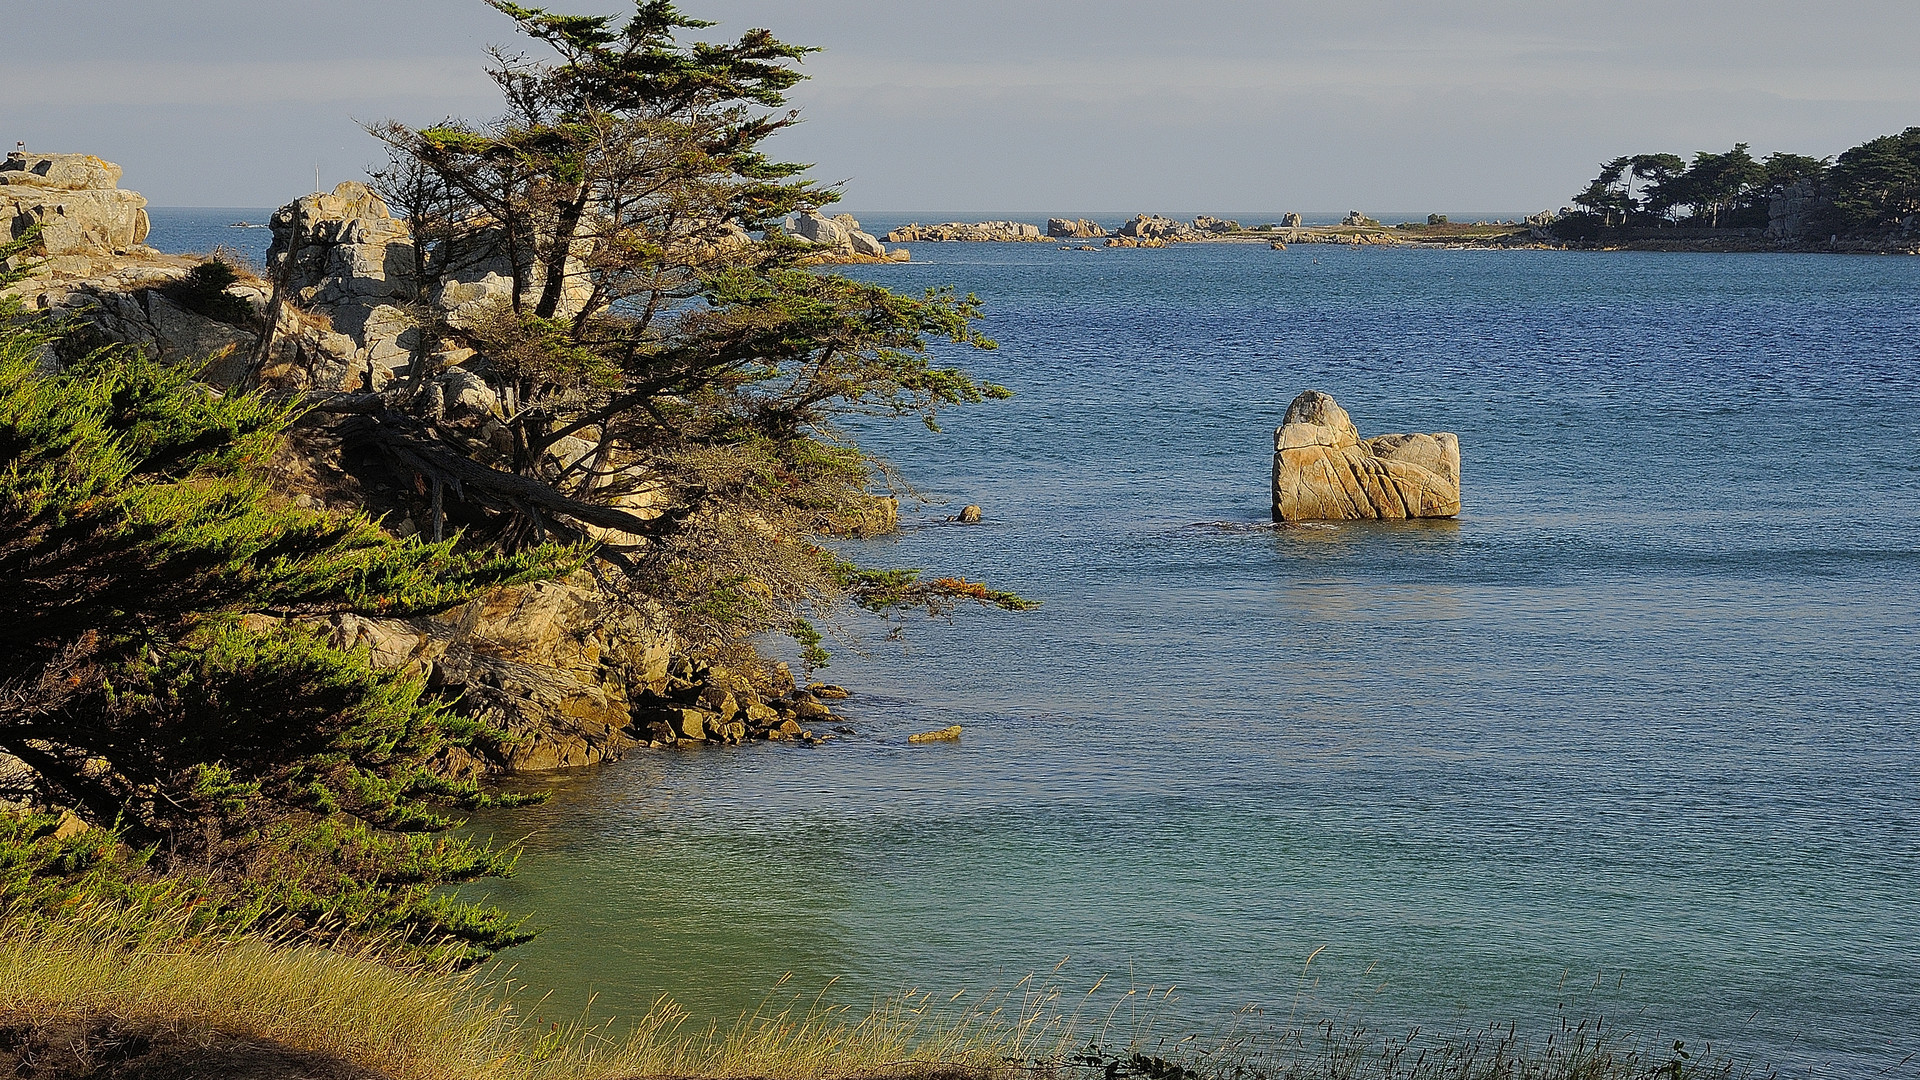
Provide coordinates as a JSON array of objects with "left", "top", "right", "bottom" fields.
[
  {"left": 792, "top": 210, "right": 908, "bottom": 262},
  {"left": 14, "top": 165, "right": 855, "bottom": 775},
  {"left": 1193, "top": 215, "right": 1242, "bottom": 234},
  {"left": 321, "top": 572, "right": 674, "bottom": 773},
  {"left": 1, "top": 153, "right": 151, "bottom": 275},
  {"left": 1766, "top": 181, "right": 1828, "bottom": 241},
  {"left": 1116, "top": 214, "right": 1192, "bottom": 241},
  {"left": 1271, "top": 390, "right": 1460, "bottom": 522},
  {"left": 1047, "top": 218, "right": 1106, "bottom": 238},
  {"left": 1340, "top": 210, "right": 1378, "bottom": 227},
  {"left": 883, "top": 221, "right": 1045, "bottom": 243},
  {"left": 1281, "top": 212, "right": 1303, "bottom": 228},
  {"left": 814, "top": 494, "right": 900, "bottom": 537}
]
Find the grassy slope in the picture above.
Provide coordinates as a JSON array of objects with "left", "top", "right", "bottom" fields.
[{"left": 0, "top": 918, "right": 1775, "bottom": 1080}]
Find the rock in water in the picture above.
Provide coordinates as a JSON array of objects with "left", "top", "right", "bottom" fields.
[{"left": 1271, "top": 390, "right": 1460, "bottom": 521}]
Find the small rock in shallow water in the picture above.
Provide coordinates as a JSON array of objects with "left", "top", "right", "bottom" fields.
[
  {"left": 957, "top": 504, "right": 982, "bottom": 523},
  {"left": 807, "top": 683, "right": 850, "bottom": 699},
  {"left": 908, "top": 725, "right": 963, "bottom": 744}
]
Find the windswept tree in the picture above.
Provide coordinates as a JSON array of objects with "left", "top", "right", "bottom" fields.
[
  {"left": 1681, "top": 144, "right": 1763, "bottom": 228},
  {"left": 1630, "top": 153, "right": 1688, "bottom": 221},
  {"left": 1572, "top": 156, "right": 1635, "bottom": 225},
  {"left": 344, "top": 1, "right": 1022, "bottom": 662}
]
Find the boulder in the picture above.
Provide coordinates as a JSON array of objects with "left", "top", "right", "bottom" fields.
[
  {"left": 1, "top": 153, "right": 150, "bottom": 264},
  {"left": 1047, "top": 218, "right": 1106, "bottom": 238},
  {"left": 1341, "top": 210, "right": 1375, "bottom": 227},
  {"left": 793, "top": 210, "right": 848, "bottom": 247},
  {"left": 1281, "top": 212, "right": 1303, "bottom": 228},
  {"left": 883, "top": 221, "right": 1045, "bottom": 243},
  {"left": 1270, "top": 390, "right": 1459, "bottom": 522},
  {"left": 1193, "top": 215, "right": 1241, "bottom": 234},
  {"left": 1116, "top": 214, "right": 1192, "bottom": 241},
  {"left": 792, "top": 210, "right": 903, "bottom": 261}
]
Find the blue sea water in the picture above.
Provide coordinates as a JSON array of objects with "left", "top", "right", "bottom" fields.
[{"left": 149, "top": 209, "right": 1920, "bottom": 1076}]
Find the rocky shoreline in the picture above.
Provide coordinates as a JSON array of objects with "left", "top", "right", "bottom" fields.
[{"left": 6, "top": 153, "right": 870, "bottom": 784}]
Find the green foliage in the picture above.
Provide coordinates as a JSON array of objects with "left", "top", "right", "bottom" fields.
[
  {"left": 1563, "top": 128, "right": 1920, "bottom": 233},
  {"left": 0, "top": 239, "right": 571, "bottom": 962},
  {"left": 161, "top": 258, "right": 258, "bottom": 327},
  {"left": 356, "top": 2, "right": 1026, "bottom": 667},
  {"left": 1829, "top": 126, "right": 1920, "bottom": 225}
]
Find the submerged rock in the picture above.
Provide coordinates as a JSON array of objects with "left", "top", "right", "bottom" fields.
[{"left": 1271, "top": 390, "right": 1460, "bottom": 521}]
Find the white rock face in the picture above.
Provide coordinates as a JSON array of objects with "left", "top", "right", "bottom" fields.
[{"left": 793, "top": 210, "right": 847, "bottom": 246}]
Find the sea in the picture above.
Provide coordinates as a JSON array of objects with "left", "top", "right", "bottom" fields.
[{"left": 149, "top": 208, "right": 1920, "bottom": 1078}]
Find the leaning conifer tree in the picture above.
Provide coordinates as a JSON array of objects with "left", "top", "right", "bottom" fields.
[
  {"left": 355, "top": 0, "right": 1027, "bottom": 662},
  {"left": 0, "top": 236, "right": 571, "bottom": 964}
]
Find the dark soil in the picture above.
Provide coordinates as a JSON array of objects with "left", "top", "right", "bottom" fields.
[{"left": 0, "top": 1018, "right": 388, "bottom": 1080}]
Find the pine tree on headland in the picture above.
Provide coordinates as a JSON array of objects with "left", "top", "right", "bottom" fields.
[{"left": 353, "top": 0, "right": 1027, "bottom": 665}]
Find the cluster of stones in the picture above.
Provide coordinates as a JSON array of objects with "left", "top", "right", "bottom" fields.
[
  {"left": 631, "top": 660, "right": 848, "bottom": 748},
  {"left": 1046, "top": 218, "right": 1106, "bottom": 238},
  {"left": 1, "top": 153, "right": 150, "bottom": 275},
  {"left": 790, "top": 210, "right": 908, "bottom": 262},
  {"left": 1271, "top": 390, "right": 1461, "bottom": 522},
  {"left": 883, "top": 220, "right": 1046, "bottom": 242}
]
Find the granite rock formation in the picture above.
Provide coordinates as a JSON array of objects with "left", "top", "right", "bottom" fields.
[
  {"left": 883, "top": 221, "right": 1045, "bottom": 242},
  {"left": 1271, "top": 390, "right": 1460, "bottom": 521},
  {"left": 792, "top": 210, "right": 906, "bottom": 261},
  {"left": 1047, "top": 218, "right": 1107, "bottom": 238},
  {"left": 1116, "top": 214, "right": 1192, "bottom": 241},
  {"left": 1, "top": 152, "right": 151, "bottom": 275}
]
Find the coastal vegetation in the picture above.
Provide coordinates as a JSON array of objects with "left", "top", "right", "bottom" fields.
[
  {"left": 2, "top": 914, "right": 1771, "bottom": 1080},
  {"left": 1563, "top": 128, "right": 1920, "bottom": 231},
  {"left": 2, "top": 0, "right": 1023, "bottom": 980}
]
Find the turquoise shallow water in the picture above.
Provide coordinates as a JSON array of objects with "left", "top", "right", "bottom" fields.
[{"left": 148, "top": 212, "right": 1920, "bottom": 1076}]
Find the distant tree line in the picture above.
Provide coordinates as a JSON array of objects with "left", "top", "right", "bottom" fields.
[{"left": 1566, "top": 127, "right": 1920, "bottom": 231}]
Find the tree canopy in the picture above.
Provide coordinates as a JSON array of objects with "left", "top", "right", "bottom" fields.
[
  {"left": 1562, "top": 127, "right": 1920, "bottom": 232},
  {"left": 0, "top": 235, "right": 571, "bottom": 964},
  {"left": 345, "top": 0, "right": 1022, "bottom": 663}
]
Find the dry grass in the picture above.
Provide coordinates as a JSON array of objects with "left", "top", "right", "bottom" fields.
[
  {"left": 0, "top": 918, "right": 1078, "bottom": 1080},
  {"left": 0, "top": 917, "right": 1779, "bottom": 1080}
]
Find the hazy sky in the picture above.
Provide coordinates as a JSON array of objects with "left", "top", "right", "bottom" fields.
[{"left": 4, "top": 0, "right": 1917, "bottom": 214}]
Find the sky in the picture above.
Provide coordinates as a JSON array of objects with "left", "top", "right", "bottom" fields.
[{"left": 4, "top": 0, "right": 1917, "bottom": 215}]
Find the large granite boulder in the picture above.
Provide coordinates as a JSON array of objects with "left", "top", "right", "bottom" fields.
[
  {"left": 1117, "top": 214, "right": 1192, "bottom": 241},
  {"left": 883, "top": 220, "right": 1044, "bottom": 242},
  {"left": 792, "top": 210, "right": 904, "bottom": 261},
  {"left": 1, "top": 153, "right": 150, "bottom": 272},
  {"left": 1047, "top": 218, "right": 1106, "bottom": 238},
  {"left": 1271, "top": 390, "right": 1460, "bottom": 521}
]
